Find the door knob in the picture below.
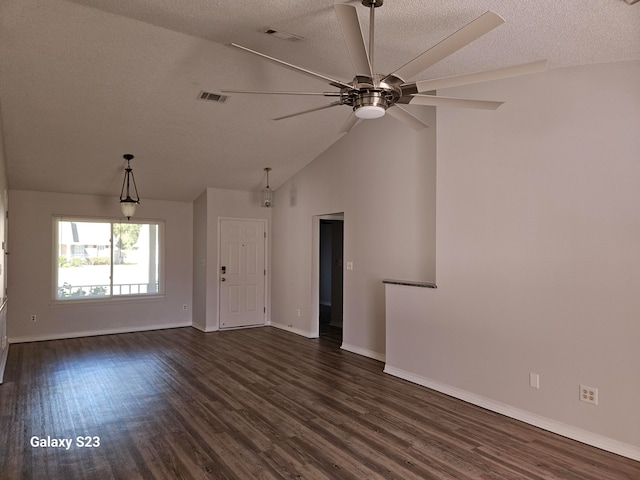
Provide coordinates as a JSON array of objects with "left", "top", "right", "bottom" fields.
[{"left": 221, "top": 277, "right": 226, "bottom": 282}]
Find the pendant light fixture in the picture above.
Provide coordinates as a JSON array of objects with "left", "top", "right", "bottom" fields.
[
  {"left": 261, "top": 167, "right": 273, "bottom": 208},
  {"left": 119, "top": 154, "right": 140, "bottom": 220}
]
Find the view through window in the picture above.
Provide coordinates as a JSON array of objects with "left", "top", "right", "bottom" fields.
[{"left": 55, "top": 218, "right": 162, "bottom": 300}]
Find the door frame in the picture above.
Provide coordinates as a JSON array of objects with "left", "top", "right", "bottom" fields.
[
  {"left": 311, "top": 213, "right": 344, "bottom": 338},
  {"left": 217, "top": 217, "right": 269, "bottom": 330}
]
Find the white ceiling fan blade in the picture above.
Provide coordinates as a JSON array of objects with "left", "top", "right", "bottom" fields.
[
  {"left": 273, "top": 101, "right": 345, "bottom": 121},
  {"left": 221, "top": 89, "right": 343, "bottom": 97},
  {"left": 413, "top": 60, "right": 547, "bottom": 92},
  {"left": 230, "top": 43, "right": 354, "bottom": 90},
  {"left": 334, "top": 4, "right": 373, "bottom": 78},
  {"left": 387, "top": 11, "right": 505, "bottom": 83},
  {"left": 339, "top": 112, "right": 360, "bottom": 133},
  {"left": 386, "top": 106, "right": 429, "bottom": 131},
  {"left": 409, "top": 95, "right": 504, "bottom": 110}
]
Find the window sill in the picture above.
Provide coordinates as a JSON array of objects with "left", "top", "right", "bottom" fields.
[{"left": 50, "top": 294, "right": 166, "bottom": 308}]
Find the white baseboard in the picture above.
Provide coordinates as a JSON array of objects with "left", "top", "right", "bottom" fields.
[
  {"left": 341, "top": 343, "right": 385, "bottom": 362},
  {"left": 384, "top": 365, "right": 640, "bottom": 462},
  {"left": 268, "top": 324, "right": 386, "bottom": 362},
  {"left": 270, "top": 322, "right": 314, "bottom": 338},
  {"left": 191, "top": 324, "right": 219, "bottom": 333},
  {"left": 191, "top": 322, "right": 206, "bottom": 332},
  {"left": 0, "top": 343, "right": 8, "bottom": 384},
  {"left": 8, "top": 322, "right": 192, "bottom": 344}
]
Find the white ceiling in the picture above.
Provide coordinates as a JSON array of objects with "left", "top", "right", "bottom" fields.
[{"left": 1, "top": 0, "right": 639, "bottom": 201}]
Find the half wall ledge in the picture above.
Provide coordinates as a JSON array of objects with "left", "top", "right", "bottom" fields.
[{"left": 382, "top": 279, "right": 437, "bottom": 288}]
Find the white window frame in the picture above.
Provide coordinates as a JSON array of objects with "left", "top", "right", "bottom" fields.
[{"left": 52, "top": 216, "right": 165, "bottom": 303}]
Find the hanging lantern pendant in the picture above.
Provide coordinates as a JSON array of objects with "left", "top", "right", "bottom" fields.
[
  {"left": 262, "top": 167, "right": 273, "bottom": 208},
  {"left": 119, "top": 154, "right": 140, "bottom": 219}
]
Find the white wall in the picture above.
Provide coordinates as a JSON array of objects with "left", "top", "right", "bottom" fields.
[
  {"left": 192, "top": 187, "right": 271, "bottom": 332},
  {"left": 0, "top": 108, "right": 8, "bottom": 381},
  {"left": 7, "top": 190, "right": 193, "bottom": 341},
  {"left": 385, "top": 62, "right": 640, "bottom": 457},
  {"left": 271, "top": 109, "right": 437, "bottom": 358},
  {"left": 192, "top": 190, "right": 208, "bottom": 331}
]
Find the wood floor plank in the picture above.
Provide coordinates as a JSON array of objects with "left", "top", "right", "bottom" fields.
[
  {"left": 259, "top": 443, "right": 334, "bottom": 480},
  {"left": 1, "top": 326, "right": 639, "bottom": 479}
]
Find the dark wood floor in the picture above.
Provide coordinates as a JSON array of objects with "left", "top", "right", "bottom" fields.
[{"left": 1, "top": 327, "right": 638, "bottom": 479}]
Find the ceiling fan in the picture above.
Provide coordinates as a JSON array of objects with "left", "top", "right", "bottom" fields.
[{"left": 223, "top": 1, "right": 547, "bottom": 133}]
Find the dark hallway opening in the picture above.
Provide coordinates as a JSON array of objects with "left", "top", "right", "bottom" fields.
[{"left": 319, "top": 219, "right": 343, "bottom": 340}]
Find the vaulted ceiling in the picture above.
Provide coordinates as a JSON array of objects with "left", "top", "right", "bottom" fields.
[{"left": 1, "top": 0, "right": 639, "bottom": 201}]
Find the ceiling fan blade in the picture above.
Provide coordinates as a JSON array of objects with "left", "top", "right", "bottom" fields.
[
  {"left": 231, "top": 43, "right": 354, "bottom": 90},
  {"left": 221, "top": 89, "right": 343, "bottom": 97},
  {"left": 412, "top": 60, "right": 547, "bottom": 92},
  {"left": 407, "top": 94, "right": 504, "bottom": 110},
  {"left": 386, "top": 106, "right": 429, "bottom": 131},
  {"left": 386, "top": 11, "right": 505, "bottom": 83},
  {"left": 273, "top": 101, "right": 345, "bottom": 121},
  {"left": 334, "top": 4, "right": 373, "bottom": 78},
  {"left": 339, "top": 112, "right": 360, "bottom": 133}
]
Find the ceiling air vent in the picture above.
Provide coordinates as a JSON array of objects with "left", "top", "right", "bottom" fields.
[
  {"left": 264, "top": 28, "right": 305, "bottom": 41},
  {"left": 199, "top": 91, "right": 227, "bottom": 103}
]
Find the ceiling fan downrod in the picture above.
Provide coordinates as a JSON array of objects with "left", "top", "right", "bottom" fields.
[
  {"left": 362, "top": 0, "right": 383, "bottom": 76},
  {"left": 362, "top": 0, "right": 382, "bottom": 83},
  {"left": 358, "top": 0, "right": 384, "bottom": 114}
]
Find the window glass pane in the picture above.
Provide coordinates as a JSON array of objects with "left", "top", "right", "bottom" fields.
[
  {"left": 57, "top": 221, "right": 111, "bottom": 299},
  {"left": 55, "top": 218, "right": 162, "bottom": 301},
  {"left": 112, "top": 223, "right": 159, "bottom": 296}
]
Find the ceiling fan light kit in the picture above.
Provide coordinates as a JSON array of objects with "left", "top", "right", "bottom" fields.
[
  {"left": 354, "top": 90, "right": 387, "bottom": 118},
  {"left": 224, "top": 1, "right": 547, "bottom": 133},
  {"left": 355, "top": 105, "right": 385, "bottom": 119}
]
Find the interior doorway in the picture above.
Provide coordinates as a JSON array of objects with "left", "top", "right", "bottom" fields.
[{"left": 318, "top": 216, "right": 344, "bottom": 340}]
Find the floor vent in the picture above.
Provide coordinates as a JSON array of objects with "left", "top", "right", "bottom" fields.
[{"left": 199, "top": 91, "right": 227, "bottom": 103}]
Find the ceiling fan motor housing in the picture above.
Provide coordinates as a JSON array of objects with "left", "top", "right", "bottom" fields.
[
  {"left": 353, "top": 92, "right": 386, "bottom": 118},
  {"left": 346, "top": 75, "right": 402, "bottom": 118}
]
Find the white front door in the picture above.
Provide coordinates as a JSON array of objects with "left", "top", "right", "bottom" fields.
[{"left": 219, "top": 219, "right": 266, "bottom": 329}]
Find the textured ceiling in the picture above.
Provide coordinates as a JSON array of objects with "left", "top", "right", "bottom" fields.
[{"left": 0, "top": 0, "right": 639, "bottom": 201}]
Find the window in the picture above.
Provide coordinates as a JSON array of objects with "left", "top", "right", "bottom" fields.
[{"left": 54, "top": 217, "right": 163, "bottom": 301}]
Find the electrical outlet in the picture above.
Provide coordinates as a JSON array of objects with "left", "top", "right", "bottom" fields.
[
  {"left": 580, "top": 385, "right": 599, "bottom": 405},
  {"left": 296, "top": 309, "right": 301, "bottom": 317},
  {"left": 30, "top": 314, "right": 37, "bottom": 322},
  {"left": 1, "top": 336, "right": 6, "bottom": 349},
  {"left": 182, "top": 304, "right": 188, "bottom": 310}
]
